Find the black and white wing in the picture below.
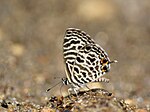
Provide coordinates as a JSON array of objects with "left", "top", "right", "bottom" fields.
[{"left": 63, "top": 28, "right": 110, "bottom": 88}]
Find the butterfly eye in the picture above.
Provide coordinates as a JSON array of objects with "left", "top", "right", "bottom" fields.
[
  {"left": 103, "top": 59, "right": 108, "bottom": 63},
  {"left": 100, "top": 58, "right": 108, "bottom": 64}
]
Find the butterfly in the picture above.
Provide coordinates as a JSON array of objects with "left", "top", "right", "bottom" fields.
[
  {"left": 62, "top": 28, "right": 117, "bottom": 94},
  {"left": 47, "top": 28, "right": 117, "bottom": 94}
]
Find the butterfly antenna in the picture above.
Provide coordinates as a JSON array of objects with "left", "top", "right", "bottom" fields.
[
  {"left": 109, "top": 60, "right": 118, "bottom": 64},
  {"left": 46, "top": 80, "right": 62, "bottom": 92}
]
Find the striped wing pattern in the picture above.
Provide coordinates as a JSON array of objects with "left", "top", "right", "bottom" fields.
[{"left": 63, "top": 28, "right": 111, "bottom": 88}]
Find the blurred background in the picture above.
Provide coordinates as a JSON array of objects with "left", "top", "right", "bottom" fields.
[{"left": 0, "top": 0, "right": 149, "bottom": 107}]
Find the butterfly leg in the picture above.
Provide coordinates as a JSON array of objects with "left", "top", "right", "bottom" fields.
[
  {"left": 67, "top": 87, "right": 80, "bottom": 101},
  {"left": 68, "top": 87, "right": 79, "bottom": 96},
  {"left": 84, "top": 85, "right": 93, "bottom": 99},
  {"left": 73, "top": 87, "right": 80, "bottom": 98},
  {"left": 68, "top": 88, "right": 73, "bottom": 95},
  {"left": 67, "top": 88, "right": 73, "bottom": 100}
]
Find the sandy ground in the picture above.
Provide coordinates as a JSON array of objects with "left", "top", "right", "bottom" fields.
[{"left": 0, "top": 0, "right": 149, "bottom": 111}]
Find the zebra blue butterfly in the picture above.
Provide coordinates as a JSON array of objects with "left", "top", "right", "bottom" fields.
[{"left": 47, "top": 28, "right": 117, "bottom": 94}]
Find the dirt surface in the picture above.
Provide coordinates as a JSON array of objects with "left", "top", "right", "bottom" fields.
[{"left": 0, "top": 0, "right": 150, "bottom": 112}]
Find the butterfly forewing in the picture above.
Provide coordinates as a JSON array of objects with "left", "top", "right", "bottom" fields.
[{"left": 63, "top": 28, "right": 111, "bottom": 88}]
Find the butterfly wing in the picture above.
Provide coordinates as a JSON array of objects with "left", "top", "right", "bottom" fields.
[{"left": 63, "top": 28, "right": 110, "bottom": 87}]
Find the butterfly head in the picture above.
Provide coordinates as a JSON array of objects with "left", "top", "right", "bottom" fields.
[
  {"left": 100, "top": 58, "right": 117, "bottom": 73},
  {"left": 100, "top": 58, "right": 110, "bottom": 73}
]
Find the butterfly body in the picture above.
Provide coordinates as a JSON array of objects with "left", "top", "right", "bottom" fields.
[{"left": 63, "top": 28, "right": 112, "bottom": 91}]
